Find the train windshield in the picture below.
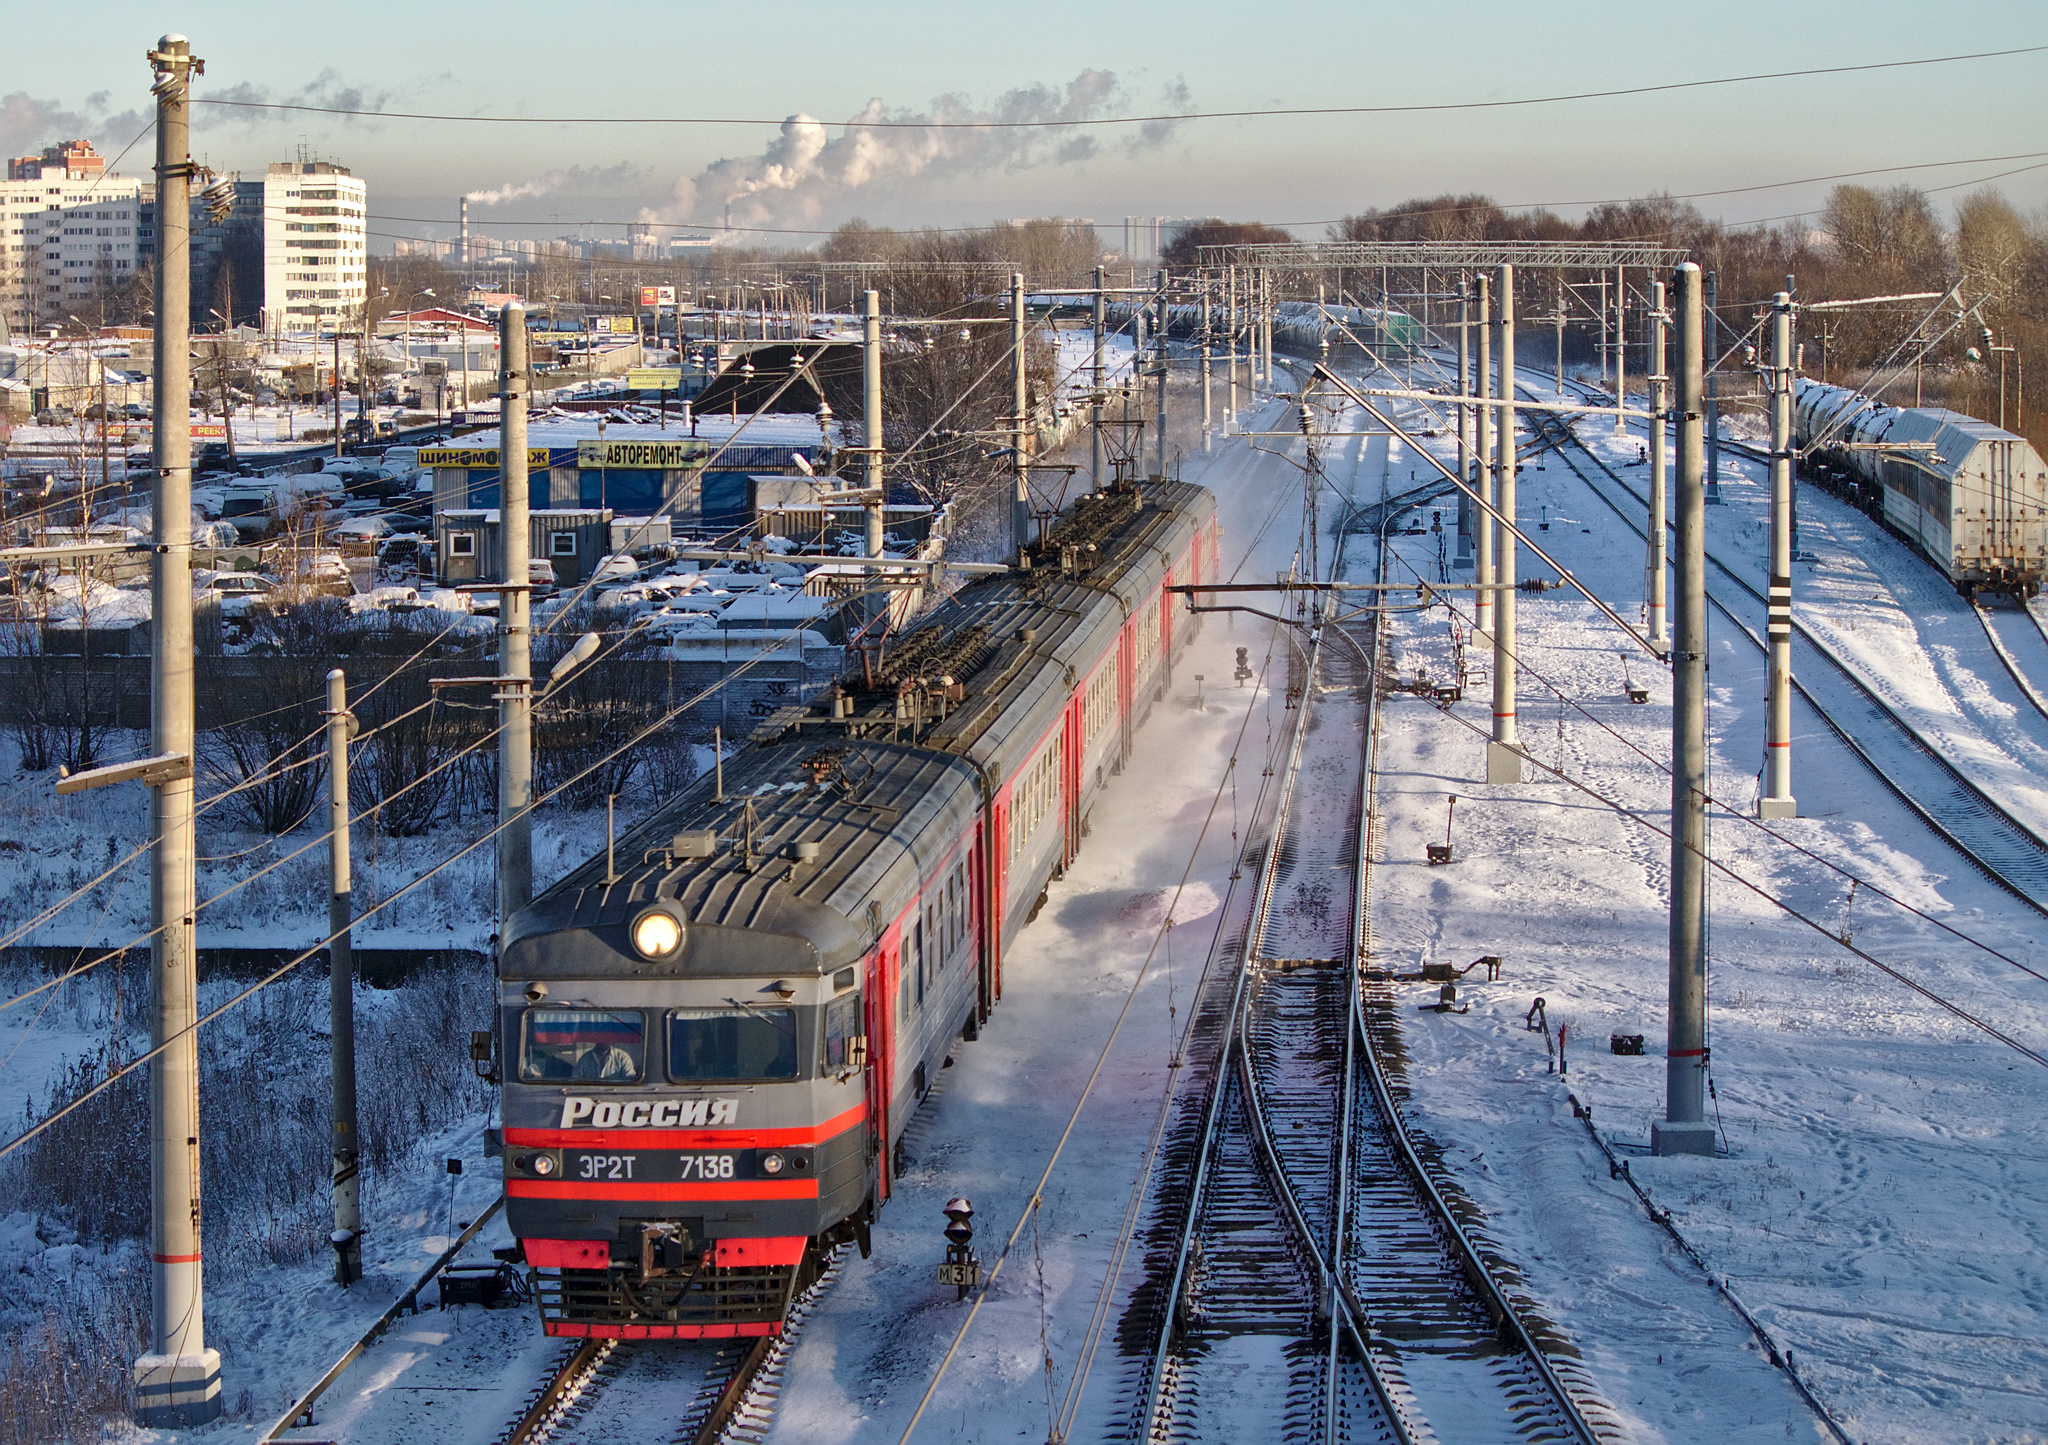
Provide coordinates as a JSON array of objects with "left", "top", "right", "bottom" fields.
[
  {"left": 667, "top": 1007, "right": 799, "bottom": 1082},
  {"left": 519, "top": 1008, "right": 646, "bottom": 1084}
]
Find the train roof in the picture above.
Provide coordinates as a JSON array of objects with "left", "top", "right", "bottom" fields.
[
  {"left": 504, "top": 739, "right": 983, "bottom": 981},
  {"left": 1796, "top": 380, "right": 2045, "bottom": 483},
  {"left": 501, "top": 475, "right": 1215, "bottom": 984}
]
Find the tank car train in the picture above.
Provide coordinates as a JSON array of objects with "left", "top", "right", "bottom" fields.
[
  {"left": 1794, "top": 380, "right": 2048, "bottom": 597},
  {"left": 484, "top": 476, "right": 1219, "bottom": 1338}
]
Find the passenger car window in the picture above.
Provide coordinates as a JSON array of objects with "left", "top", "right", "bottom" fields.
[
  {"left": 520, "top": 1008, "right": 645, "bottom": 1083},
  {"left": 824, "top": 993, "right": 861, "bottom": 1071},
  {"left": 668, "top": 1007, "right": 799, "bottom": 1082}
]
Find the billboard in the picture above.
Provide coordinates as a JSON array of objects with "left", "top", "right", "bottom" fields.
[
  {"left": 625, "top": 368, "right": 683, "bottom": 391},
  {"left": 640, "top": 286, "right": 677, "bottom": 306},
  {"left": 190, "top": 423, "right": 227, "bottom": 438},
  {"left": 419, "top": 447, "right": 553, "bottom": 469},
  {"left": 576, "top": 439, "right": 707, "bottom": 469}
]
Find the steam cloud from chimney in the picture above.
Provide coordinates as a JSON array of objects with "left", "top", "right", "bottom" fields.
[{"left": 642, "top": 70, "right": 1189, "bottom": 236}]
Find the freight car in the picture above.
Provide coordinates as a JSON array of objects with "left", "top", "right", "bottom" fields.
[
  {"left": 1795, "top": 380, "right": 2048, "bottom": 597},
  {"left": 485, "top": 475, "right": 1220, "bottom": 1338}
]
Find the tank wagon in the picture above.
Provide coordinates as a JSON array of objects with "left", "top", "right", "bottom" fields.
[
  {"left": 486, "top": 476, "right": 1219, "bottom": 1338},
  {"left": 1795, "top": 380, "right": 2048, "bottom": 596}
]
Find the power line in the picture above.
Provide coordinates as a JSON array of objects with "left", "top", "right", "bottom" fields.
[
  {"left": 365, "top": 148, "right": 2048, "bottom": 241},
  {"left": 194, "top": 45, "right": 2046, "bottom": 131}
]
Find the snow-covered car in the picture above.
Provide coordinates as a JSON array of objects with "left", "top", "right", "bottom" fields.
[{"left": 200, "top": 573, "right": 275, "bottom": 598}]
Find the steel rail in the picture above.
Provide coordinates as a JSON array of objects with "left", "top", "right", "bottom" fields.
[
  {"left": 1136, "top": 613, "right": 1325, "bottom": 1436},
  {"left": 1975, "top": 604, "right": 2048, "bottom": 725},
  {"left": 1534, "top": 397, "right": 2048, "bottom": 916},
  {"left": 501, "top": 1337, "right": 614, "bottom": 1445},
  {"left": 1347, "top": 980, "right": 1604, "bottom": 1445},
  {"left": 261, "top": 1197, "right": 505, "bottom": 1443}
]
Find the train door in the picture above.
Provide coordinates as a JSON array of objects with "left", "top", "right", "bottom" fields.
[
  {"left": 866, "top": 927, "right": 897, "bottom": 1200},
  {"left": 1992, "top": 441, "right": 2017, "bottom": 564},
  {"left": 1073, "top": 687, "right": 1089, "bottom": 859}
]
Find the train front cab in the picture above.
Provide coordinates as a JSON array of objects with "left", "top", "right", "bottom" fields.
[{"left": 496, "top": 927, "right": 871, "bottom": 1338}]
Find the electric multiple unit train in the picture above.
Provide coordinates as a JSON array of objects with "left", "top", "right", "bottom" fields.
[{"left": 487, "top": 477, "right": 1219, "bottom": 1337}]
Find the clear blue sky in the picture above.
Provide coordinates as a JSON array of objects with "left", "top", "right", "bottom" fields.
[{"left": 6, "top": 0, "right": 2043, "bottom": 250}]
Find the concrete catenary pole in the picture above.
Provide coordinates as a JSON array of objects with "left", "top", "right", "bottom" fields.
[
  {"left": 1456, "top": 278, "right": 1473, "bottom": 563},
  {"left": 1486, "top": 263, "right": 1520, "bottom": 783},
  {"left": 1010, "top": 273, "right": 1029, "bottom": 557},
  {"left": 1154, "top": 270, "right": 1169, "bottom": 476},
  {"left": 137, "top": 33, "right": 221, "bottom": 1426},
  {"left": 1612, "top": 264, "right": 1628, "bottom": 435},
  {"left": 1091, "top": 267, "right": 1106, "bottom": 487},
  {"left": 1705, "top": 269, "right": 1724, "bottom": 504},
  {"left": 1473, "top": 274, "right": 1494, "bottom": 639},
  {"left": 1648, "top": 280, "right": 1670, "bottom": 648},
  {"left": 1225, "top": 265, "right": 1238, "bottom": 429},
  {"left": 325, "top": 669, "right": 361, "bottom": 1284},
  {"left": 1200, "top": 282, "right": 1212, "bottom": 452},
  {"left": 863, "top": 289, "right": 885, "bottom": 564},
  {"left": 498, "top": 302, "right": 533, "bottom": 933},
  {"left": 1761, "top": 290, "right": 1798, "bottom": 818},
  {"left": 1656, "top": 262, "right": 1716, "bottom": 1158}
]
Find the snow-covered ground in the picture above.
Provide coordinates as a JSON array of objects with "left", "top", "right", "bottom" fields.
[{"left": 7, "top": 354, "right": 2045, "bottom": 1442}]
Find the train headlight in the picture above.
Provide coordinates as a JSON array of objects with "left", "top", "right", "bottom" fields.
[
  {"left": 529, "top": 1155, "right": 558, "bottom": 1177},
  {"left": 631, "top": 907, "right": 684, "bottom": 960},
  {"left": 759, "top": 1152, "right": 786, "bottom": 1176}
]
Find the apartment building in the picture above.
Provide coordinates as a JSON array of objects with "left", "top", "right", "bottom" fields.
[
  {"left": 1, "top": 141, "right": 145, "bottom": 334},
  {"left": 261, "top": 160, "right": 367, "bottom": 332}
]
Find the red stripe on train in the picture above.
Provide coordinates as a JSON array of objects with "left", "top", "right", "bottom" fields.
[{"left": 507, "top": 1179, "right": 820, "bottom": 1200}]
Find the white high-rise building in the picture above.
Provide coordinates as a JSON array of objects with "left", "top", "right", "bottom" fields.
[
  {"left": 261, "top": 160, "right": 367, "bottom": 333},
  {"left": 1, "top": 141, "right": 145, "bottom": 334}
]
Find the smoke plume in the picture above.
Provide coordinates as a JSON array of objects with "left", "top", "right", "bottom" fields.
[{"left": 643, "top": 70, "right": 1189, "bottom": 235}]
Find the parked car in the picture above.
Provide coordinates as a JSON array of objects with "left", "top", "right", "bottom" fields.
[
  {"left": 300, "top": 551, "right": 353, "bottom": 597},
  {"left": 528, "top": 558, "right": 558, "bottom": 599},
  {"left": 201, "top": 573, "right": 275, "bottom": 597}
]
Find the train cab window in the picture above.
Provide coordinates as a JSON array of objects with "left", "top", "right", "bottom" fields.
[
  {"left": 668, "top": 1007, "right": 799, "bottom": 1082},
  {"left": 824, "top": 992, "right": 861, "bottom": 1070},
  {"left": 519, "top": 1008, "right": 645, "bottom": 1084}
]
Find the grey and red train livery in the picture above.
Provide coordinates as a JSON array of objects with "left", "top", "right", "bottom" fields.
[{"left": 488, "top": 477, "right": 1220, "bottom": 1338}]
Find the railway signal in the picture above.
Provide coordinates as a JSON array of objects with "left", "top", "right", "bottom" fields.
[{"left": 938, "top": 1197, "right": 981, "bottom": 1299}]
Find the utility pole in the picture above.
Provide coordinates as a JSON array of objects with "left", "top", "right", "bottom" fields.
[
  {"left": 137, "top": 33, "right": 221, "bottom": 1425},
  {"left": 1010, "top": 272, "right": 1028, "bottom": 558},
  {"left": 1760, "top": 289, "right": 1797, "bottom": 820},
  {"left": 1705, "top": 270, "right": 1723, "bottom": 504},
  {"left": 1648, "top": 281, "right": 1670, "bottom": 649},
  {"left": 1612, "top": 264, "right": 1628, "bottom": 435},
  {"left": 1091, "top": 267, "right": 1106, "bottom": 488},
  {"left": 1225, "top": 265, "right": 1238, "bottom": 429},
  {"left": 1154, "top": 269, "right": 1168, "bottom": 477},
  {"left": 332, "top": 330, "right": 342, "bottom": 459},
  {"left": 1656, "top": 261, "right": 1716, "bottom": 1158},
  {"left": 1199, "top": 282, "right": 1212, "bottom": 453},
  {"left": 1456, "top": 278, "right": 1472, "bottom": 564},
  {"left": 1261, "top": 270, "right": 1274, "bottom": 387},
  {"left": 863, "top": 290, "right": 885, "bottom": 568},
  {"left": 498, "top": 303, "right": 533, "bottom": 937},
  {"left": 1473, "top": 273, "right": 1494, "bottom": 640},
  {"left": 325, "top": 669, "right": 361, "bottom": 1284},
  {"left": 1486, "top": 263, "right": 1520, "bottom": 785}
]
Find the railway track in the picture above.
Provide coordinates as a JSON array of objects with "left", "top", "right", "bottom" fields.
[
  {"left": 1120, "top": 475, "right": 1612, "bottom": 1443},
  {"left": 497, "top": 1251, "right": 842, "bottom": 1445},
  {"left": 1530, "top": 393, "right": 2048, "bottom": 916},
  {"left": 1977, "top": 600, "right": 2048, "bottom": 725}
]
